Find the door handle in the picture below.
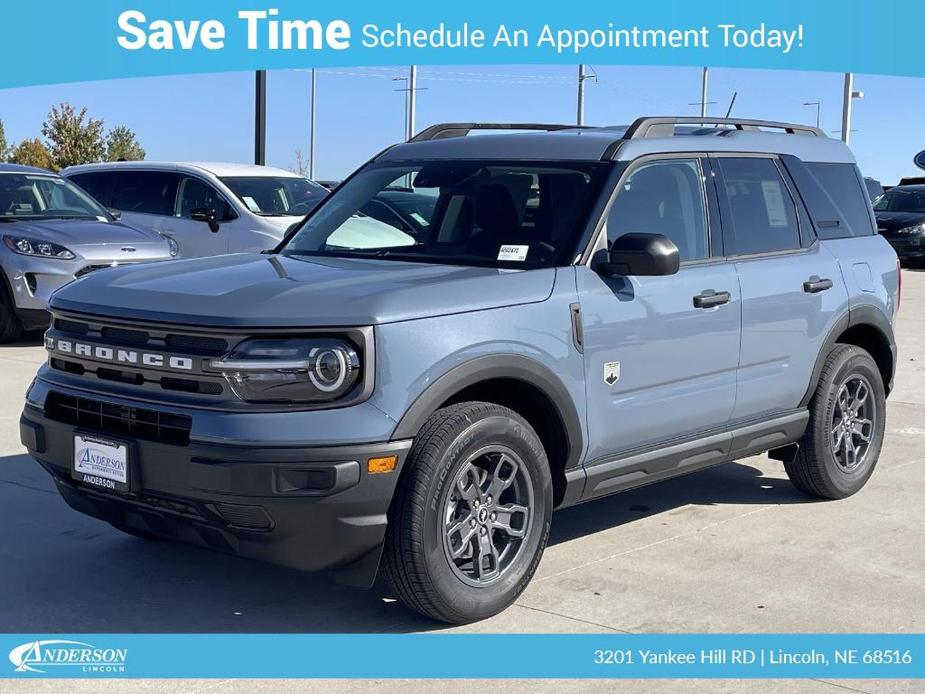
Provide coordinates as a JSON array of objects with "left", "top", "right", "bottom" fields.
[
  {"left": 693, "top": 290, "right": 731, "bottom": 309},
  {"left": 803, "top": 276, "right": 834, "bottom": 293}
]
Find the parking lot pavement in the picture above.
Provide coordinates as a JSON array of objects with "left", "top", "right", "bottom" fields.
[{"left": 1, "top": 269, "right": 923, "bottom": 694}]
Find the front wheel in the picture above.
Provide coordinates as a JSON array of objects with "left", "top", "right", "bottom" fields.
[
  {"left": 785, "top": 344, "right": 886, "bottom": 499},
  {"left": 382, "top": 401, "right": 552, "bottom": 624}
]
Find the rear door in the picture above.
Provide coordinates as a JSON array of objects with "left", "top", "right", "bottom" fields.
[
  {"left": 578, "top": 155, "right": 741, "bottom": 464},
  {"left": 713, "top": 155, "right": 849, "bottom": 420}
]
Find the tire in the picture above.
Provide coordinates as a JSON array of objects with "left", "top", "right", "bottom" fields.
[
  {"left": 0, "top": 280, "right": 23, "bottom": 343},
  {"left": 785, "top": 344, "right": 886, "bottom": 499},
  {"left": 382, "top": 401, "right": 552, "bottom": 624}
]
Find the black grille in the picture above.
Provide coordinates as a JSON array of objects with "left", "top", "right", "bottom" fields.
[
  {"left": 166, "top": 334, "right": 228, "bottom": 354},
  {"left": 101, "top": 326, "right": 151, "bottom": 346},
  {"left": 54, "top": 319, "right": 90, "bottom": 335},
  {"left": 45, "top": 391, "right": 191, "bottom": 446}
]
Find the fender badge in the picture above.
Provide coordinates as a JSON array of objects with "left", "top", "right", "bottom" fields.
[{"left": 603, "top": 361, "right": 621, "bottom": 386}]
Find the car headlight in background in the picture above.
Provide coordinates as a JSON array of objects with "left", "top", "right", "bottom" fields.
[
  {"left": 3, "top": 236, "right": 75, "bottom": 260},
  {"left": 897, "top": 224, "right": 925, "bottom": 235},
  {"left": 210, "top": 338, "right": 361, "bottom": 403}
]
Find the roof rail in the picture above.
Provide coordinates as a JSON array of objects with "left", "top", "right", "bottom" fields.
[
  {"left": 624, "top": 116, "right": 826, "bottom": 139},
  {"left": 410, "top": 122, "right": 579, "bottom": 142}
]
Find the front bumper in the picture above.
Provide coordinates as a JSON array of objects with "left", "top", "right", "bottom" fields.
[{"left": 20, "top": 403, "right": 411, "bottom": 585}]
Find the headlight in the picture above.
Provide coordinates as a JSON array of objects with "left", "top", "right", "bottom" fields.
[
  {"left": 897, "top": 224, "right": 925, "bottom": 235},
  {"left": 210, "top": 338, "right": 360, "bottom": 403},
  {"left": 3, "top": 236, "right": 75, "bottom": 260}
]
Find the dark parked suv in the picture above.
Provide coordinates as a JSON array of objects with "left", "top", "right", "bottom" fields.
[
  {"left": 874, "top": 184, "right": 925, "bottom": 264},
  {"left": 21, "top": 117, "right": 899, "bottom": 623}
]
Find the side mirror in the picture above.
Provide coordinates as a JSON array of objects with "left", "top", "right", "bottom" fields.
[
  {"left": 190, "top": 208, "right": 220, "bottom": 233},
  {"left": 107, "top": 208, "right": 122, "bottom": 220},
  {"left": 593, "top": 232, "right": 680, "bottom": 277}
]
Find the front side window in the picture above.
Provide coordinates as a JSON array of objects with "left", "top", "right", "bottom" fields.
[
  {"left": 718, "top": 157, "right": 801, "bottom": 255},
  {"left": 221, "top": 176, "right": 328, "bottom": 217},
  {"left": 606, "top": 158, "right": 709, "bottom": 262},
  {"left": 0, "top": 173, "right": 110, "bottom": 221},
  {"left": 283, "top": 160, "right": 609, "bottom": 268},
  {"left": 177, "top": 177, "right": 234, "bottom": 221}
]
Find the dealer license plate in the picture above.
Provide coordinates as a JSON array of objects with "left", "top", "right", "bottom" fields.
[{"left": 73, "top": 434, "right": 129, "bottom": 492}]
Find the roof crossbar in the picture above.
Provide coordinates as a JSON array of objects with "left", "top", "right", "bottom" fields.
[
  {"left": 624, "top": 116, "right": 826, "bottom": 139},
  {"left": 410, "top": 122, "right": 580, "bottom": 142}
]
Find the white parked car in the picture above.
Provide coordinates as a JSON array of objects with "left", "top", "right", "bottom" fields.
[{"left": 61, "top": 162, "right": 331, "bottom": 257}]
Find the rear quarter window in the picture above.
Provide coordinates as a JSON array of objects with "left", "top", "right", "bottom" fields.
[{"left": 804, "top": 162, "right": 875, "bottom": 238}]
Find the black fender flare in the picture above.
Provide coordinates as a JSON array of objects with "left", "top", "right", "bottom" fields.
[
  {"left": 799, "top": 306, "right": 896, "bottom": 407},
  {"left": 391, "top": 354, "right": 585, "bottom": 471}
]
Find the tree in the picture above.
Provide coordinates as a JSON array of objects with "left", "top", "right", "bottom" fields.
[
  {"left": 105, "top": 125, "right": 146, "bottom": 161},
  {"left": 41, "top": 102, "right": 105, "bottom": 169},
  {"left": 9, "top": 139, "right": 55, "bottom": 170},
  {"left": 0, "top": 119, "right": 8, "bottom": 162}
]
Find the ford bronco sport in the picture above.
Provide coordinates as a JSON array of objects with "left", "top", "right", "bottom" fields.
[{"left": 21, "top": 117, "right": 900, "bottom": 624}]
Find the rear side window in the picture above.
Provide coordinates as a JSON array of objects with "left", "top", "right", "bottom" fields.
[
  {"left": 68, "top": 171, "right": 117, "bottom": 207},
  {"left": 111, "top": 171, "right": 181, "bottom": 216},
  {"left": 805, "top": 163, "right": 875, "bottom": 237},
  {"left": 717, "top": 157, "right": 801, "bottom": 255}
]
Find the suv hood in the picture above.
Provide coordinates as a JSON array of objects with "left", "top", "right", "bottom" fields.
[
  {"left": 1, "top": 218, "right": 168, "bottom": 248},
  {"left": 875, "top": 211, "right": 925, "bottom": 235},
  {"left": 49, "top": 253, "right": 557, "bottom": 327}
]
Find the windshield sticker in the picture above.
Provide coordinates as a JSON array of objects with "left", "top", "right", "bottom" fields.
[
  {"left": 760, "top": 180, "right": 789, "bottom": 227},
  {"left": 242, "top": 196, "right": 262, "bottom": 213},
  {"left": 498, "top": 245, "right": 529, "bottom": 262}
]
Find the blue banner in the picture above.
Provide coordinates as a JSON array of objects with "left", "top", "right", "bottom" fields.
[
  {"left": 3, "top": 634, "right": 924, "bottom": 679},
  {"left": 0, "top": 1, "right": 923, "bottom": 89}
]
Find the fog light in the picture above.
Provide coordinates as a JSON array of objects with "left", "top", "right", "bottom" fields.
[{"left": 367, "top": 455, "right": 397, "bottom": 474}]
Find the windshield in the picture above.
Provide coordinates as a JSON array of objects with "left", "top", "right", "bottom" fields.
[
  {"left": 0, "top": 173, "right": 110, "bottom": 221},
  {"left": 221, "top": 176, "right": 328, "bottom": 217},
  {"left": 873, "top": 188, "right": 925, "bottom": 213},
  {"left": 282, "top": 160, "right": 609, "bottom": 268}
]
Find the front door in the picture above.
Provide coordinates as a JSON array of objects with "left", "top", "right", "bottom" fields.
[{"left": 578, "top": 156, "right": 741, "bottom": 465}]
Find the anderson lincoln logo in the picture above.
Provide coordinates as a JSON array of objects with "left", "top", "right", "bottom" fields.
[
  {"left": 9, "top": 640, "right": 128, "bottom": 674},
  {"left": 45, "top": 335, "right": 193, "bottom": 371}
]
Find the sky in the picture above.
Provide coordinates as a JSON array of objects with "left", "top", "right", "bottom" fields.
[{"left": 1, "top": 65, "right": 922, "bottom": 184}]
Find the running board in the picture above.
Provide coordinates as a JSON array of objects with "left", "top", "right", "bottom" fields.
[{"left": 575, "top": 410, "right": 809, "bottom": 504}]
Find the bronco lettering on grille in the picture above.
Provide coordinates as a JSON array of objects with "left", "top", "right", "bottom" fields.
[{"left": 45, "top": 336, "right": 194, "bottom": 371}]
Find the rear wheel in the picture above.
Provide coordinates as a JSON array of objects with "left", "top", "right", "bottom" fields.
[
  {"left": 785, "top": 344, "right": 886, "bottom": 499},
  {"left": 382, "top": 401, "right": 552, "bottom": 624}
]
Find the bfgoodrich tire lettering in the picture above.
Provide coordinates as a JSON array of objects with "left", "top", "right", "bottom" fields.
[
  {"left": 382, "top": 401, "right": 552, "bottom": 624},
  {"left": 785, "top": 344, "right": 886, "bottom": 499}
]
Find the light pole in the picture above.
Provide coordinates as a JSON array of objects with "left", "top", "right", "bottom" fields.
[
  {"left": 254, "top": 70, "right": 267, "bottom": 165},
  {"left": 394, "top": 68, "right": 426, "bottom": 141},
  {"left": 803, "top": 101, "right": 822, "bottom": 128},
  {"left": 308, "top": 68, "right": 316, "bottom": 179},
  {"left": 840, "top": 73, "right": 865, "bottom": 145},
  {"left": 699, "top": 67, "right": 709, "bottom": 119}
]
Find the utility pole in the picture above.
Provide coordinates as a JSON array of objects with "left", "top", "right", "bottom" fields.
[
  {"left": 699, "top": 67, "right": 709, "bottom": 119},
  {"left": 254, "top": 70, "right": 266, "bottom": 166},
  {"left": 577, "top": 64, "right": 586, "bottom": 126},
  {"left": 308, "top": 68, "right": 316, "bottom": 179},
  {"left": 840, "top": 73, "right": 864, "bottom": 144},
  {"left": 407, "top": 65, "right": 417, "bottom": 141}
]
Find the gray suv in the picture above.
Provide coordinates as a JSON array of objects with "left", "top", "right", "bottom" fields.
[{"left": 21, "top": 118, "right": 900, "bottom": 624}]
